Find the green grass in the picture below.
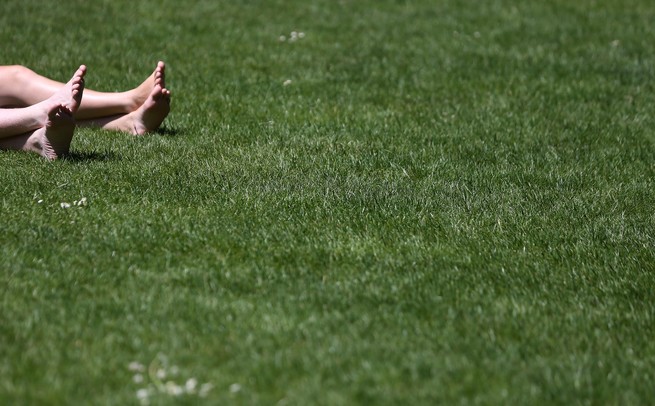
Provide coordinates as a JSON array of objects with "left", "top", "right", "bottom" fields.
[{"left": 1, "top": 0, "right": 655, "bottom": 404}]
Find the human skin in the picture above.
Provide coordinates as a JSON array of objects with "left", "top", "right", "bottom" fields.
[
  {"left": 0, "top": 61, "right": 171, "bottom": 135},
  {"left": 0, "top": 65, "right": 85, "bottom": 159},
  {"left": 0, "top": 62, "right": 171, "bottom": 158}
]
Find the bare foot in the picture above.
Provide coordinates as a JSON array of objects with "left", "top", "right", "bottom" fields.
[
  {"left": 76, "top": 63, "right": 170, "bottom": 134},
  {"left": 43, "top": 65, "right": 86, "bottom": 114},
  {"left": 0, "top": 66, "right": 84, "bottom": 158},
  {"left": 24, "top": 103, "right": 76, "bottom": 160},
  {"left": 126, "top": 61, "right": 166, "bottom": 112},
  {"left": 127, "top": 84, "right": 171, "bottom": 135}
]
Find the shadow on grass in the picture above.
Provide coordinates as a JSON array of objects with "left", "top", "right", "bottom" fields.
[
  {"left": 62, "top": 150, "right": 120, "bottom": 163},
  {"left": 154, "top": 126, "right": 182, "bottom": 137}
]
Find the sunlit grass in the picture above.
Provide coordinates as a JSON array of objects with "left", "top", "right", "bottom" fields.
[{"left": 1, "top": 0, "right": 655, "bottom": 404}]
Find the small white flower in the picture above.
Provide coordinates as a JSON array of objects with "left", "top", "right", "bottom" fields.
[
  {"left": 611, "top": 39, "right": 620, "bottom": 47},
  {"left": 129, "top": 362, "right": 145, "bottom": 372},
  {"left": 133, "top": 374, "right": 144, "bottom": 383},
  {"left": 283, "top": 79, "right": 292, "bottom": 86},
  {"left": 156, "top": 368, "right": 166, "bottom": 379},
  {"left": 165, "top": 381, "right": 183, "bottom": 396},
  {"left": 136, "top": 388, "right": 150, "bottom": 399},
  {"left": 127, "top": 361, "right": 145, "bottom": 372},
  {"left": 279, "top": 35, "right": 286, "bottom": 42},
  {"left": 229, "top": 383, "right": 242, "bottom": 393},
  {"left": 185, "top": 378, "right": 198, "bottom": 392},
  {"left": 37, "top": 199, "right": 43, "bottom": 204},
  {"left": 76, "top": 197, "right": 87, "bottom": 206},
  {"left": 199, "top": 383, "right": 214, "bottom": 397},
  {"left": 60, "top": 202, "right": 71, "bottom": 209},
  {"left": 298, "top": 32, "right": 305, "bottom": 39}
]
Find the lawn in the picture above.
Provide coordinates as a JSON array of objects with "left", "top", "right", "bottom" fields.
[{"left": 1, "top": 0, "right": 654, "bottom": 404}]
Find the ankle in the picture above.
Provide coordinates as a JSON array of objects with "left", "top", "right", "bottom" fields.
[{"left": 120, "top": 90, "right": 139, "bottom": 113}]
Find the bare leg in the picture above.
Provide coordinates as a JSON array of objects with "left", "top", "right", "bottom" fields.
[
  {"left": 0, "top": 66, "right": 85, "bottom": 159},
  {"left": 0, "top": 104, "right": 76, "bottom": 160},
  {"left": 0, "top": 65, "right": 84, "bottom": 139},
  {"left": 78, "top": 84, "right": 171, "bottom": 135},
  {"left": 74, "top": 61, "right": 166, "bottom": 120},
  {"left": 0, "top": 62, "right": 164, "bottom": 120}
]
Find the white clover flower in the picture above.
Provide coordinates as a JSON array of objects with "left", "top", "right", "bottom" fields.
[
  {"left": 129, "top": 361, "right": 145, "bottom": 372},
  {"left": 131, "top": 354, "right": 212, "bottom": 400},
  {"left": 185, "top": 378, "right": 198, "bottom": 392},
  {"left": 75, "top": 197, "right": 87, "bottom": 206},
  {"left": 279, "top": 35, "right": 286, "bottom": 42},
  {"left": 298, "top": 32, "right": 305, "bottom": 39},
  {"left": 60, "top": 202, "right": 71, "bottom": 209},
  {"left": 136, "top": 388, "right": 150, "bottom": 399},
  {"left": 229, "top": 383, "right": 242, "bottom": 393},
  {"left": 283, "top": 79, "right": 292, "bottom": 86},
  {"left": 199, "top": 383, "right": 214, "bottom": 397},
  {"left": 165, "top": 381, "right": 184, "bottom": 396}
]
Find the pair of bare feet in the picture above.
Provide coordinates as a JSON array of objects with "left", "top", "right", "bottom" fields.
[{"left": 25, "top": 62, "right": 171, "bottom": 160}]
